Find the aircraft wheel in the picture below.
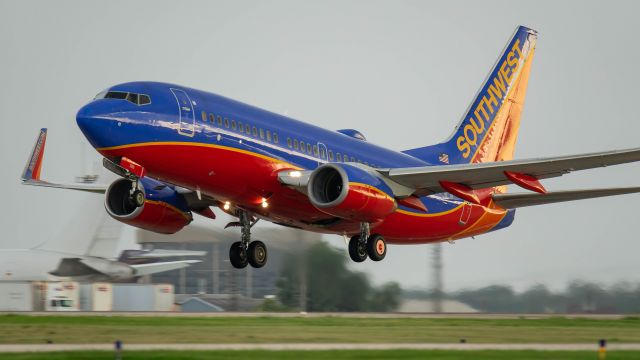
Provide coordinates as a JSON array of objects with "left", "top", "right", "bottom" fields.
[
  {"left": 229, "top": 241, "right": 248, "bottom": 269},
  {"left": 248, "top": 241, "right": 268, "bottom": 268},
  {"left": 132, "top": 190, "right": 144, "bottom": 207},
  {"left": 348, "top": 235, "right": 368, "bottom": 263},
  {"left": 367, "top": 234, "right": 387, "bottom": 261}
]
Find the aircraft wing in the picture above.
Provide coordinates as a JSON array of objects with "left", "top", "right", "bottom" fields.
[
  {"left": 21, "top": 128, "right": 108, "bottom": 193},
  {"left": 492, "top": 187, "right": 640, "bottom": 208},
  {"left": 380, "top": 147, "right": 640, "bottom": 195}
]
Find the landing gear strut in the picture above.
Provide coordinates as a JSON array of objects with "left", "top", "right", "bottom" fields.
[
  {"left": 127, "top": 180, "right": 144, "bottom": 209},
  {"left": 229, "top": 210, "right": 268, "bottom": 269},
  {"left": 347, "top": 223, "right": 387, "bottom": 263}
]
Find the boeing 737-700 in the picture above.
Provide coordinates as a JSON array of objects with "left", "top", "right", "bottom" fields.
[{"left": 22, "top": 26, "right": 640, "bottom": 269}]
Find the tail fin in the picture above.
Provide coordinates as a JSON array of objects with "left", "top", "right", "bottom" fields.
[{"left": 404, "top": 26, "right": 538, "bottom": 165}]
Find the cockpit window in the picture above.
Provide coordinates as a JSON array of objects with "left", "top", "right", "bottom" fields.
[{"left": 95, "top": 91, "right": 151, "bottom": 105}]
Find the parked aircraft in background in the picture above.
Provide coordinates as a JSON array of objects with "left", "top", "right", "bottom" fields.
[
  {"left": 0, "top": 203, "right": 204, "bottom": 282},
  {"left": 22, "top": 25, "right": 640, "bottom": 269}
]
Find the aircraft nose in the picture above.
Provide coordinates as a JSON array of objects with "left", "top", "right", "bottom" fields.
[
  {"left": 76, "top": 103, "right": 94, "bottom": 133},
  {"left": 76, "top": 101, "right": 115, "bottom": 150}
]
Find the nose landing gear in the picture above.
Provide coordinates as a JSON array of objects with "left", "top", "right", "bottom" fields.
[{"left": 228, "top": 210, "right": 268, "bottom": 269}]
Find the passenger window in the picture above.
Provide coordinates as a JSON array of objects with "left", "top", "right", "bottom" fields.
[
  {"left": 252, "top": 127, "right": 258, "bottom": 137},
  {"left": 351, "top": 157, "right": 356, "bottom": 162},
  {"left": 246, "top": 124, "right": 251, "bottom": 133},
  {"left": 313, "top": 145, "right": 319, "bottom": 156},
  {"left": 238, "top": 122, "right": 244, "bottom": 133},
  {"left": 307, "top": 144, "right": 312, "bottom": 154},
  {"left": 217, "top": 116, "right": 223, "bottom": 126},
  {"left": 259, "top": 128, "right": 265, "bottom": 139},
  {"left": 231, "top": 120, "right": 237, "bottom": 130},
  {"left": 336, "top": 152, "right": 341, "bottom": 161},
  {"left": 293, "top": 139, "right": 299, "bottom": 150},
  {"left": 300, "top": 141, "right": 305, "bottom": 153},
  {"left": 287, "top": 138, "right": 292, "bottom": 148},
  {"left": 273, "top": 133, "right": 279, "bottom": 143},
  {"left": 209, "top": 114, "right": 215, "bottom": 123},
  {"left": 224, "top": 118, "right": 230, "bottom": 128},
  {"left": 266, "top": 130, "right": 272, "bottom": 142},
  {"left": 201, "top": 111, "right": 207, "bottom": 121},
  {"left": 328, "top": 150, "right": 334, "bottom": 161},
  {"left": 321, "top": 147, "right": 327, "bottom": 159}
]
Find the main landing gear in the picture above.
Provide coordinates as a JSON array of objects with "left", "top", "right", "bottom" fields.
[
  {"left": 348, "top": 223, "right": 387, "bottom": 263},
  {"left": 228, "top": 210, "right": 268, "bottom": 269}
]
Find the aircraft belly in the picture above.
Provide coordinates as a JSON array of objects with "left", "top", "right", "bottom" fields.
[{"left": 99, "top": 142, "right": 511, "bottom": 243}]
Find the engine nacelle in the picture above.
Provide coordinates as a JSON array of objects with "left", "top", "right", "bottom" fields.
[
  {"left": 307, "top": 163, "right": 396, "bottom": 222},
  {"left": 105, "top": 177, "right": 192, "bottom": 234}
]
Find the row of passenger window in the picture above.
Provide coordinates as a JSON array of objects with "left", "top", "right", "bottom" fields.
[
  {"left": 201, "top": 111, "right": 279, "bottom": 144},
  {"left": 200, "top": 110, "right": 377, "bottom": 167},
  {"left": 285, "top": 137, "right": 378, "bottom": 167}
]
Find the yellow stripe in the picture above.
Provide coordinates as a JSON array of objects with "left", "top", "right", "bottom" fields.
[
  {"left": 145, "top": 199, "right": 193, "bottom": 222},
  {"left": 348, "top": 182, "right": 395, "bottom": 202},
  {"left": 396, "top": 203, "right": 464, "bottom": 217},
  {"left": 97, "top": 141, "right": 303, "bottom": 170}
]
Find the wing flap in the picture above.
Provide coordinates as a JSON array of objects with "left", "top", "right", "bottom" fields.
[
  {"left": 492, "top": 187, "right": 640, "bottom": 209},
  {"left": 384, "top": 147, "right": 640, "bottom": 194}
]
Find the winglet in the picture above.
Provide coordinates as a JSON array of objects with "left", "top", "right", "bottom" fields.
[{"left": 22, "top": 128, "right": 47, "bottom": 181}]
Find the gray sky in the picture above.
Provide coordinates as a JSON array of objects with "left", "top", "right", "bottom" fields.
[{"left": 2, "top": 0, "right": 640, "bottom": 292}]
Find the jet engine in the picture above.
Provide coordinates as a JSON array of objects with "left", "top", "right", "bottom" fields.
[
  {"left": 307, "top": 163, "right": 396, "bottom": 222},
  {"left": 105, "top": 177, "right": 192, "bottom": 234}
]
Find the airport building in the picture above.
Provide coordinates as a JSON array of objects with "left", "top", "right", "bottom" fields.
[{"left": 137, "top": 224, "right": 323, "bottom": 310}]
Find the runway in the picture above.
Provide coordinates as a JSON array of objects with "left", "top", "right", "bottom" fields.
[
  {"left": 1, "top": 311, "right": 633, "bottom": 320},
  {"left": 2, "top": 343, "right": 640, "bottom": 352}
]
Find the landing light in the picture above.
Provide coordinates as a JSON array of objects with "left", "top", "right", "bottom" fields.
[
  {"left": 289, "top": 171, "right": 302, "bottom": 178},
  {"left": 223, "top": 201, "right": 231, "bottom": 211},
  {"left": 261, "top": 198, "right": 269, "bottom": 208}
]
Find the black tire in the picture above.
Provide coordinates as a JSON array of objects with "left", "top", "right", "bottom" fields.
[
  {"left": 348, "top": 235, "right": 367, "bottom": 262},
  {"left": 133, "top": 190, "right": 145, "bottom": 207},
  {"left": 248, "top": 241, "right": 268, "bottom": 268},
  {"left": 229, "top": 241, "right": 248, "bottom": 269},
  {"left": 367, "top": 234, "right": 387, "bottom": 261}
]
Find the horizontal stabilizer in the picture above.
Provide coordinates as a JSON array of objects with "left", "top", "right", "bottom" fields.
[
  {"left": 131, "top": 260, "right": 201, "bottom": 276},
  {"left": 492, "top": 187, "right": 640, "bottom": 209}
]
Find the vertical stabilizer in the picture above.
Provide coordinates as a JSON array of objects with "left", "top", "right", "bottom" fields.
[{"left": 404, "top": 26, "right": 537, "bottom": 165}]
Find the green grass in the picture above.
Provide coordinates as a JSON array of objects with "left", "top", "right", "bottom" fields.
[
  {"left": 1, "top": 350, "right": 640, "bottom": 360},
  {"left": 0, "top": 314, "right": 639, "bottom": 344}
]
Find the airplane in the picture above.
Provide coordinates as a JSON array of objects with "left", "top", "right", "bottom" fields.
[
  {"left": 1, "top": 195, "right": 204, "bottom": 282},
  {"left": 22, "top": 25, "right": 640, "bottom": 269}
]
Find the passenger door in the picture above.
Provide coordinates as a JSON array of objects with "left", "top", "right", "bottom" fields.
[{"left": 170, "top": 88, "right": 195, "bottom": 137}]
